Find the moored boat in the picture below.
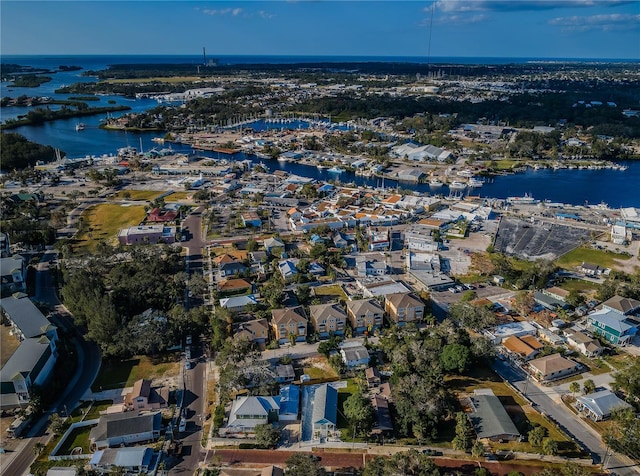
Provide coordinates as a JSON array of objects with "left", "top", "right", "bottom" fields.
[
  {"left": 75, "top": 123, "right": 85, "bottom": 131},
  {"left": 449, "top": 180, "right": 467, "bottom": 190}
]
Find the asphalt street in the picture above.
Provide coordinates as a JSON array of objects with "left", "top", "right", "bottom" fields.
[{"left": 492, "top": 359, "right": 640, "bottom": 476}]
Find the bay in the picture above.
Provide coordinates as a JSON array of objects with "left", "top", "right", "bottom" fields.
[{"left": 1, "top": 55, "right": 639, "bottom": 208}]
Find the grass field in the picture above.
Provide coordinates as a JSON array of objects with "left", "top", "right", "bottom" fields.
[
  {"left": 74, "top": 203, "right": 146, "bottom": 252},
  {"left": 312, "top": 284, "right": 347, "bottom": 299},
  {"left": 556, "top": 246, "right": 631, "bottom": 270},
  {"left": 57, "top": 425, "right": 94, "bottom": 455},
  {"left": 91, "top": 354, "right": 181, "bottom": 391},
  {"left": 115, "top": 190, "right": 163, "bottom": 201},
  {"left": 165, "top": 191, "right": 191, "bottom": 201},
  {"left": 557, "top": 279, "right": 601, "bottom": 293},
  {"left": 0, "top": 324, "right": 20, "bottom": 367}
]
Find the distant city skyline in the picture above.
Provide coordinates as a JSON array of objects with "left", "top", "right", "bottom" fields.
[{"left": 1, "top": 1, "right": 639, "bottom": 59}]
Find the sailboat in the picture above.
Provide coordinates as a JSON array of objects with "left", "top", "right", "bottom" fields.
[{"left": 75, "top": 123, "right": 85, "bottom": 131}]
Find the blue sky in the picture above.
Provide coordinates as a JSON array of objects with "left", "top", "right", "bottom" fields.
[{"left": 2, "top": 1, "right": 639, "bottom": 59}]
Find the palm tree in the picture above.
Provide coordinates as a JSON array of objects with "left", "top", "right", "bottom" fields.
[
  {"left": 33, "top": 442, "right": 45, "bottom": 456},
  {"left": 569, "top": 381, "right": 581, "bottom": 399}
]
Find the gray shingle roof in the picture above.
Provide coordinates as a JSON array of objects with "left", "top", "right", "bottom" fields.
[
  {"left": 1, "top": 294, "right": 54, "bottom": 338},
  {"left": 90, "top": 412, "right": 161, "bottom": 443},
  {"left": 469, "top": 390, "right": 520, "bottom": 440}
]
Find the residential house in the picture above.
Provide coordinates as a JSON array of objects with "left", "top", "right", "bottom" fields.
[
  {"left": 469, "top": 389, "right": 520, "bottom": 441},
  {"left": 0, "top": 337, "right": 57, "bottom": 409},
  {"left": 309, "top": 303, "right": 347, "bottom": 338},
  {"left": 271, "top": 307, "right": 308, "bottom": 344},
  {"left": 579, "top": 262, "right": 603, "bottom": 276},
  {"left": 0, "top": 256, "right": 26, "bottom": 297},
  {"left": 278, "top": 259, "right": 298, "bottom": 280},
  {"left": 346, "top": 299, "right": 384, "bottom": 335},
  {"left": 368, "top": 228, "right": 390, "bottom": 251},
  {"left": 533, "top": 291, "right": 572, "bottom": 311},
  {"left": 221, "top": 395, "right": 280, "bottom": 436},
  {"left": 565, "top": 330, "right": 604, "bottom": 357},
  {"left": 90, "top": 447, "right": 155, "bottom": 474},
  {"left": 219, "top": 294, "right": 258, "bottom": 313},
  {"left": 146, "top": 207, "right": 178, "bottom": 223},
  {"left": 0, "top": 294, "right": 59, "bottom": 409},
  {"left": 311, "top": 384, "right": 338, "bottom": 440},
  {"left": 278, "top": 385, "right": 299, "bottom": 421},
  {"left": 241, "top": 211, "right": 262, "bottom": 228},
  {"left": 123, "top": 379, "right": 168, "bottom": 412},
  {"left": 356, "top": 256, "right": 388, "bottom": 277},
  {"left": 0, "top": 293, "right": 58, "bottom": 343},
  {"left": 384, "top": 293, "right": 425, "bottom": 326},
  {"left": 275, "top": 364, "right": 295, "bottom": 384},
  {"left": 217, "top": 278, "right": 253, "bottom": 295},
  {"left": 529, "top": 353, "right": 581, "bottom": 382},
  {"left": 576, "top": 390, "right": 632, "bottom": 421},
  {"left": 501, "top": 335, "right": 540, "bottom": 361},
  {"left": 587, "top": 307, "right": 638, "bottom": 345},
  {"left": 264, "top": 236, "right": 285, "bottom": 256},
  {"left": 217, "top": 255, "right": 247, "bottom": 279},
  {"left": 332, "top": 233, "right": 348, "bottom": 249},
  {"left": 89, "top": 412, "right": 162, "bottom": 450},
  {"left": 233, "top": 318, "right": 269, "bottom": 346},
  {"left": 542, "top": 287, "right": 570, "bottom": 302},
  {"left": 371, "top": 395, "right": 394, "bottom": 436},
  {"left": 601, "top": 295, "right": 640, "bottom": 315},
  {"left": 340, "top": 341, "right": 370, "bottom": 368},
  {"left": 365, "top": 367, "right": 381, "bottom": 388},
  {"left": 118, "top": 225, "right": 176, "bottom": 245}
]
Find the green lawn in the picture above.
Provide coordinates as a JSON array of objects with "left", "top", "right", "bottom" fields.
[
  {"left": 74, "top": 203, "right": 146, "bottom": 252},
  {"left": 557, "top": 279, "right": 601, "bottom": 293},
  {"left": 57, "top": 425, "right": 94, "bottom": 455},
  {"left": 313, "top": 284, "right": 347, "bottom": 299},
  {"left": 114, "top": 189, "right": 163, "bottom": 201},
  {"left": 556, "top": 246, "right": 631, "bottom": 270},
  {"left": 92, "top": 354, "right": 181, "bottom": 391}
]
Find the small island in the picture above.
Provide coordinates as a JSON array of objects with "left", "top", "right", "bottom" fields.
[{"left": 9, "top": 74, "right": 52, "bottom": 88}]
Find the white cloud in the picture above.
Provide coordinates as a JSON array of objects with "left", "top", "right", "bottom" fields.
[
  {"left": 202, "top": 7, "right": 243, "bottom": 17},
  {"left": 549, "top": 13, "right": 640, "bottom": 31},
  {"left": 430, "top": 0, "right": 634, "bottom": 14},
  {"left": 258, "top": 10, "right": 275, "bottom": 19}
]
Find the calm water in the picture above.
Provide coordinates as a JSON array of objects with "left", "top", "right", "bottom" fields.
[{"left": 2, "top": 55, "right": 639, "bottom": 208}]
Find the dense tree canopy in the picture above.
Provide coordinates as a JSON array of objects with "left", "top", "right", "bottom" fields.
[{"left": 0, "top": 132, "right": 58, "bottom": 170}]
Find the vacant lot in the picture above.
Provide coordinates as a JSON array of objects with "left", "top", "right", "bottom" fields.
[
  {"left": 313, "top": 284, "right": 347, "bottom": 300},
  {"left": 556, "top": 246, "right": 631, "bottom": 270},
  {"left": 494, "top": 218, "right": 591, "bottom": 261},
  {"left": 114, "top": 190, "right": 163, "bottom": 201},
  {"left": 75, "top": 203, "right": 146, "bottom": 252},
  {"left": 92, "top": 354, "right": 181, "bottom": 391}
]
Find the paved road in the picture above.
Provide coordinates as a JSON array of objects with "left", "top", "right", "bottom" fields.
[
  {"left": 2, "top": 250, "right": 101, "bottom": 476},
  {"left": 492, "top": 359, "right": 640, "bottom": 476},
  {"left": 168, "top": 341, "right": 207, "bottom": 475}
]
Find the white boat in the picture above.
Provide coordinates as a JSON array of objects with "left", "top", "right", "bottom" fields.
[
  {"left": 317, "top": 164, "right": 327, "bottom": 170},
  {"left": 75, "top": 123, "right": 85, "bottom": 131},
  {"left": 327, "top": 166, "right": 344, "bottom": 174},
  {"left": 506, "top": 193, "right": 539, "bottom": 205},
  {"left": 277, "top": 155, "right": 287, "bottom": 162},
  {"left": 151, "top": 137, "right": 165, "bottom": 144},
  {"left": 457, "top": 169, "right": 474, "bottom": 178},
  {"left": 468, "top": 177, "right": 484, "bottom": 187},
  {"left": 449, "top": 181, "right": 467, "bottom": 190},
  {"left": 429, "top": 179, "right": 444, "bottom": 187}
]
